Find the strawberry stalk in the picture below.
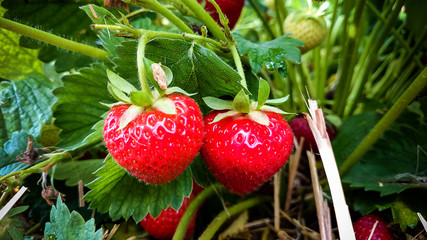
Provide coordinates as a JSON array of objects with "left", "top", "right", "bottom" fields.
[
  {"left": 340, "top": 0, "right": 404, "bottom": 118},
  {"left": 179, "top": 0, "right": 227, "bottom": 42},
  {"left": 230, "top": 43, "right": 248, "bottom": 90},
  {"left": 332, "top": 0, "right": 365, "bottom": 118},
  {"left": 172, "top": 183, "right": 226, "bottom": 240},
  {"left": 247, "top": 0, "right": 275, "bottom": 39},
  {"left": 339, "top": 67, "right": 427, "bottom": 177},
  {"left": 275, "top": 0, "right": 286, "bottom": 35},
  {"left": 0, "top": 17, "right": 109, "bottom": 61},
  {"left": 127, "top": 0, "right": 194, "bottom": 34},
  {"left": 137, "top": 34, "right": 154, "bottom": 97},
  {"left": 198, "top": 196, "right": 271, "bottom": 239}
]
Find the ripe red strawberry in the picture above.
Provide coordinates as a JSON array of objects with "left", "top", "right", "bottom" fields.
[
  {"left": 353, "top": 215, "right": 394, "bottom": 240},
  {"left": 201, "top": 110, "right": 293, "bottom": 194},
  {"left": 103, "top": 93, "right": 203, "bottom": 184},
  {"left": 140, "top": 195, "right": 197, "bottom": 240},
  {"left": 284, "top": 10, "right": 327, "bottom": 53},
  {"left": 197, "top": 0, "right": 245, "bottom": 29},
  {"left": 289, "top": 115, "right": 336, "bottom": 153}
]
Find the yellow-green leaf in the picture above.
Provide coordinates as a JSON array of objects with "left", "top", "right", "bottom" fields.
[{"left": 0, "top": 29, "right": 43, "bottom": 81}]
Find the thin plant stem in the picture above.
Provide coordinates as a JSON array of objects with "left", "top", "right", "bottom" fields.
[
  {"left": 332, "top": 0, "right": 365, "bottom": 117},
  {"left": 172, "top": 183, "right": 226, "bottom": 240},
  {"left": 339, "top": 67, "right": 427, "bottom": 176},
  {"left": 344, "top": 0, "right": 405, "bottom": 117},
  {"left": 93, "top": 24, "right": 226, "bottom": 50},
  {"left": 248, "top": 0, "right": 275, "bottom": 40},
  {"left": 365, "top": 1, "right": 424, "bottom": 68},
  {"left": 137, "top": 34, "right": 154, "bottom": 96},
  {"left": 230, "top": 43, "right": 247, "bottom": 90},
  {"left": 275, "top": 0, "right": 286, "bottom": 35},
  {"left": 198, "top": 196, "right": 271, "bottom": 240},
  {"left": 0, "top": 17, "right": 109, "bottom": 61},
  {"left": 179, "top": 0, "right": 227, "bottom": 41},
  {"left": 273, "top": 171, "right": 281, "bottom": 231},
  {"left": 319, "top": 0, "right": 339, "bottom": 100},
  {"left": 130, "top": 0, "right": 193, "bottom": 33}
]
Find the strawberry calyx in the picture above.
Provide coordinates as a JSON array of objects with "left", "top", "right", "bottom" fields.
[
  {"left": 106, "top": 62, "right": 196, "bottom": 129},
  {"left": 203, "top": 79, "right": 292, "bottom": 125}
]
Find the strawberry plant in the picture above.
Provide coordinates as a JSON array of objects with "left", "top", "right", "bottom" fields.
[{"left": 0, "top": 0, "right": 427, "bottom": 239}]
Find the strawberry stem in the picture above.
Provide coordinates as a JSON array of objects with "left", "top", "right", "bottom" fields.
[
  {"left": 128, "top": 0, "right": 194, "bottom": 34},
  {"left": 179, "top": 0, "right": 227, "bottom": 42},
  {"left": 137, "top": 34, "right": 154, "bottom": 97},
  {"left": 0, "top": 17, "right": 109, "bottom": 61},
  {"left": 247, "top": 0, "right": 276, "bottom": 40},
  {"left": 198, "top": 196, "right": 271, "bottom": 240},
  {"left": 172, "top": 183, "right": 226, "bottom": 240},
  {"left": 339, "top": 67, "right": 427, "bottom": 177},
  {"left": 230, "top": 43, "right": 247, "bottom": 90},
  {"left": 92, "top": 24, "right": 227, "bottom": 51}
]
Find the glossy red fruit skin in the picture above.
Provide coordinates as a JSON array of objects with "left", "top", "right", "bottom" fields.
[
  {"left": 140, "top": 196, "right": 197, "bottom": 240},
  {"left": 289, "top": 116, "right": 336, "bottom": 153},
  {"left": 103, "top": 94, "right": 203, "bottom": 184},
  {"left": 197, "top": 0, "right": 245, "bottom": 29},
  {"left": 201, "top": 111, "right": 294, "bottom": 194},
  {"left": 353, "top": 215, "right": 394, "bottom": 240}
]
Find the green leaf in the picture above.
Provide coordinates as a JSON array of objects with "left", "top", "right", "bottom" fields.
[
  {"left": 265, "top": 95, "right": 290, "bottom": 105},
  {"left": 165, "top": 86, "right": 197, "bottom": 96},
  {"left": 6, "top": 206, "right": 29, "bottom": 218},
  {"left": 108, "top": 83, "right": 131, "bottom": 103},
  {"left": 0, "top": 131, "right": 31, "bottom": 170},
  {"left": 80, "top": 4, "right": 120, "bottom": 25},
  {"left": 0, "top": 214, "right": 25, "bottom": 240},
  {"left": 53, "top": 64, "right": 115, "bottom": 150},
  {"left": 234, "top": 33, "right": 303, "bottom": 76},
  {"left": 190, "top": 155, "right": 214, "bottom": 188},
  {"left": 0, "top": 74, "right": 56, "bottom": 145},
  {"left": 84, "top": 155, "right": 193, "bottom": 221},
  {"left": 112, "top": 39, "right": 243, "bottom": 108},
  {"left": 248, "top": 111, "right": 269, "bottom": 126},
  {"left": 203, "top": 97, "right": 233, "bottom": 110},
  {"left": 152, "top": 97, "right": 177, "bottom": 115},
  {"left": 211, "top": 110, "right": 239, "bottom": 124},
  {"left": 256, "top": 79, "right": 270, "bottom": 110},
  {"left": 44, "top": 198, "right": 103, "bottom": 240},
  {"left": 118, "top": 105, "right": 144, "bottom": 130},
  {"left": 334, "top": 112, "right": 381, "bottom": 166},
  {"left": 233, "top": 90, "right": 250, "bottom": 113},
  {"left": 339, "top": 112, "right": 427, "bottom": 196},
  {"left": 107, "top": 70, "right": 138, "bottom": 94},
  {"left": 391, "top": 200, "right": 419, "bottom": 230},
  {"left": 52, "top": 159, "right": 104, "bottom": 187},
  {"left": 0, "top": 29, "right": 43, "bottom": 81},
  {"left": 259, "top": 105, "right": 291, "bottom": 114}
]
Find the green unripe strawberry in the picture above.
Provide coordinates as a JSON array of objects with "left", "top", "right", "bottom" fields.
[{"left": 284, "top": 10, "right": 327, "bottom": 53}]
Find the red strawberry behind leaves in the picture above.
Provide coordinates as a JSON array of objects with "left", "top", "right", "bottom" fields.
[
  {"left": 140, "top": 180, "right": 203, "bottom": 240},
  {"left": 353, "top": 215, "right": 394, "bottom": 240},
  {"left": 140, "top": 195, "right": 196, "bottom": 240},
  {"left": 201, "top": 80, "right": 294, "bottom": 194},
  {"left": 103, "top": 65, "right": 203, "bottom": 184},
  {"left": 289, "top": 115, "right": 336, "bottom": 153},
  {"left": 197, "top": 0, "right": 245, "bottom": 29}
]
